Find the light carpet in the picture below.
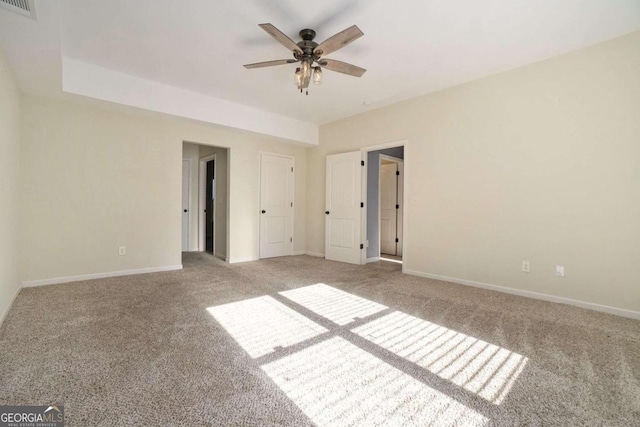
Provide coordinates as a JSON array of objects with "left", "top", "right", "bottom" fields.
[{"left": 1, "top": 253, "right": 639, "bottom": 426}]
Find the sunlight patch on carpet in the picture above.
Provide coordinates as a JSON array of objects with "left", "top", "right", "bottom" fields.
[
  {"left": 208, "top": 284, "right": 528, "bottom": 424},
  {"left": 261, "top": 336, "right": 488, "bottom": 427},
  {"left": 280, "top": 283, "right": 387, "bottom": 325},
  {"left": 207, "top": 296, "right": 327, "bottom": 358},
  {"left": 353, "top": 311, "right": 528, "bottom": 404}
]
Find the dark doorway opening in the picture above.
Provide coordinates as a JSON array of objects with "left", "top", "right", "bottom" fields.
[{"left": 205, "top": 159, "right": 215, "bottom": 253}]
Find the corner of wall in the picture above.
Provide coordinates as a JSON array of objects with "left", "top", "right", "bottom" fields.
[{"left": 0, "top": 45, "right": 23, "bottom": 325}]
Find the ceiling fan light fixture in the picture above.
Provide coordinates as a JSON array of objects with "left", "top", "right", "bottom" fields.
[
  {"left": 313, "top": 67, "right": 322, "bottom": 85},
  {"left": 295, "top": 67, "right": 302, "bottom": 88},
  {"left": 301, "top": 60, "right": 311, "bottom": 81}
]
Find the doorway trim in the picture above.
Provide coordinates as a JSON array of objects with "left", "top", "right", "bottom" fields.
[
  {"left": 360, "top": 139, "right": 408, "bottom": 273},
  {"left": 198, "top": 154, "right": 216, "bottom": 253}
]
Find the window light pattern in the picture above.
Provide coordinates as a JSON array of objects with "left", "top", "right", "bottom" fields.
[
  {"left": 280, "top": 283, "right": 387, "bottom": 325},
  {"left": 208, "top": 284, "right": 529, "bottom": 426},
  {"left": 353, "top": 311, "right": 528, "bottom": 404},
  {"left": 262, "top": 336, "right": 488, "bottom": 426},
  {"left": 207, "top": 295, "right": 327, "bottom": 358}
]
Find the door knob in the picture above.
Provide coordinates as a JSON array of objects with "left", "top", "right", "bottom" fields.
[
  {"left": 184, "top": 209, "right": 188, "bottom": 213},
  {"left": 261, "top": 210, "right": 266, "bottom": 214},
  {"left": 325, "top": 211, "right": 330, "bottom": 215}
]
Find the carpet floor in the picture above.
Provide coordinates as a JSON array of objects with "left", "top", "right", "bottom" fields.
[{"left": 1, "top": 253, "right": 639, "bottom": 426}]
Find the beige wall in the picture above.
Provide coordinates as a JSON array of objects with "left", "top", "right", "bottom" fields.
[
  {"left": 308, "top": 32, "right": 640, "bottom": 312},
  {"left": 20, "top": 94, "right": 306, "bottom": 283},
  {"left": 0, "top": 47, "right": 21, "bottom": 322}
]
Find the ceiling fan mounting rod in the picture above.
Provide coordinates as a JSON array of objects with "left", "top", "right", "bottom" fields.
[{"left": 299, "top": 28, "right": 316, "bottom": 41}]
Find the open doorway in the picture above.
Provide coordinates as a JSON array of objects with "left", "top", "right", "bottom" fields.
[
  {"left": 182, "top": 142, "right": 229, "bottom": 261},
  {"left": 379, "top": 155, "right": 404, "bottom": 262},
  {"left": 203, "top": 156, "right": 216, "bottom": 254},
  {"left": 365, "top": 146, "right": 404, "bottom": 264}
]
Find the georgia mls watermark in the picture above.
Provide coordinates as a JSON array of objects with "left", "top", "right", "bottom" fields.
[{"left": 0, "top": 405, "right": 64, "bottom": 427}]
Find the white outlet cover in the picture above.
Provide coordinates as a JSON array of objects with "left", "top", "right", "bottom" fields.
[
  {"left": 522, "top": 261, "right": 530, "bottom": 272},
  {"left": 556, "top": 266, "right": 565, "bottom": 277}
]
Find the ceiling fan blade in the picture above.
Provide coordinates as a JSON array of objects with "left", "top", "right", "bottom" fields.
[
  {"left": 315, "top": 25, "right": 364, "bottom": 56},
  {"left": 320, "top": 59, "right": 366, "bottom": 77},
  {"left": 244, "top": 59, "right": 298, "bottom": 69},
  {"left": 258, "top": 23, "right": 302, "bottom": 54}
]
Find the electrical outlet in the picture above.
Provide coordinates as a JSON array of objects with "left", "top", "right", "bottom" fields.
[
  {"left": 522, "top": 261, "right": 530, "bottom": 273},
  {"left": 119, "top": 246, "right": 126, "bottom": 256},
  {"left": 556, "top": 266, "right": 565, "bottom": 277}
]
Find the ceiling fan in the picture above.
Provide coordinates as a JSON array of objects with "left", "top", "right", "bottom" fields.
[{"left": 244, "top": 23, "right": 366, "bottom": 95}]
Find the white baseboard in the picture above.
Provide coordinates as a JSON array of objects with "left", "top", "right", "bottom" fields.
[
  {"left": 367, "top": 257, "right": 380, "bottom": 263},
  {"left": 21, "top": 264, "right": 183, "bottom": 288},
  {"left": 228, "top": 257, "right": 258, "bottom": 264},
  {"left": 0, "top": 283, "right": 22, "bottom": 327},
  {"left": 293, "top": 250, "right": 306, "bottom": 256},
  {"left": 214, "top": 252, "right": 226, "bottom": 260},
  {"left": 305, "top": 251, "right": 325, "bottom": 258},
  {"left": 404, "top": 269, "right": 640, "bottom": 320}
]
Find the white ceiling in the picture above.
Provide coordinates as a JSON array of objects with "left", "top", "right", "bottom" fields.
[{"left": 1, "top": 0, "right": 639, "bottom": 140}]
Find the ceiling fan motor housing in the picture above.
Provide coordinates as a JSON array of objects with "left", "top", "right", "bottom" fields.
[{"left": 296, "top": 29, "right": 319, "bottom": 57}]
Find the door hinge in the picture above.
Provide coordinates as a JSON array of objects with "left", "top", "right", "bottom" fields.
[
  {"left": 360, "top": 202, "right": 364, "bottom": 208},
  {"left": 360, "top": 243, "right": 364, "bottom": 249},
  {"left": 291, "top": 167, "right": 294, "bottom": 172},
  {"left": 395, "top": 204, "right": 399, "bottom": 209},
  {"left": 395, "top": 238, "right": 399, "bottom": 243},
  {"left": 396, "top": 170, "right": 400, "bottom": 176},
  {"left": 291, "top": 202, "right": 293, "bottom": 207},
  {"left": 290, "top": 237, "right": 293, "bottom": 243},
  {"left": 361, "top": 160, "right": 365, "bottom": 166}
]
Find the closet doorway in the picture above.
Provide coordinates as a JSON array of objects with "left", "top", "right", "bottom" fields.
[
  {"left": 364, "top": 145, "right": 405, "bottom": 264},
  {"left": 379, "top": 155, "right": 404, "bottom": 259}
]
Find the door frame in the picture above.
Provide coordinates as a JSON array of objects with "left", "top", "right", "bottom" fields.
[
  {"left": 198, "top": 154, "right": 216, "bottom": 253},
  {"left": 378, "top": 154, "right": 404, "bottom": 258},
  {"left": 360, "top": 140, "right": 408, "bottom": 272},
  {"left": 182, "top": 159, "right": 191, "bottom": 251},
  {"left": 258, "top": 151, "right": 295, "bottom": 259}
]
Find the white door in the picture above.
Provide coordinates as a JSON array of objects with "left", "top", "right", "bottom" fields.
[
  {"left": 182, "top": 159, "right": 190, "bottom": 252},
  {"left": 325, "top": 151, "right": 363, "bottom": 264},
  {"left": 260, "top": 153, "right": 294, "bottom": 258},
  {"left": 397, "top": 161, "right": 404, "bottom": 257},
  {"left": 380, "top": 162, "right": 397, "bottom": 255}
]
